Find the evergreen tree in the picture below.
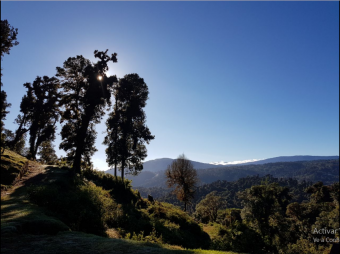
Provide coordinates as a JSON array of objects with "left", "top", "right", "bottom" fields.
[
  {"left": 57, "top": 50, "right": 118, "bottom": 174},
  {"left": 27, "top": 76, "right": 60, "bottom": 159},
  {"left": 1, "top": 19, "right": 19, "bottom": 61},
  {"left": 0, "top": 90, "right": 11, "bottom": 149},
  {"left": 3, "top": 129, "right": 27, "bottom": 155},
  {"left": 104, "top": 74, "right": 154, "bottom": 179},
  {"left": 38, "top": 140, "right": 58, "bottom": 164},
  {"left": 1, "top": 19, "right": 18, "bottom": 149},
  {"left": 9, "top": 76, "right": 60, "bottom": 159}
]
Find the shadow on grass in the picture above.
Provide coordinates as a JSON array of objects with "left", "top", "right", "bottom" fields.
[{"left": 1, "top": 166, "right": 72, "bottom": 235}]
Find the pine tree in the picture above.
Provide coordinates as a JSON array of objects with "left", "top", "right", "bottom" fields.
[{"left": 104, "top": 74, "right": 154, "bottom": 179}]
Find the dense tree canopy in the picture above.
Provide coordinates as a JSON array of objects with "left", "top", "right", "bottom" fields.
[
  {"left": 238, "top": 183, "right": 292, "bottom": 253},
  {"left": 0, "top": 90, "right": 11, "bottom": 144},
  {"left": 195, "top": 191, "right": 224, "bottom": 223},
  {"left": 1, "top": 19, "right": 19, "bottom": 61},
  {"left": 38, "top": 140, "right": 58, "bottom": 165},
  {"left": 57, "top": 50, "right": 118, "bottom": 174},
  {"left": 1, "top": 19, "right": 18, "bottom": 148},
  {"left": 9, "top": 76, "right": 60, "bottom": 159},
  {"left": 104, "top": 73, "right": 154, "bottom": 179},
  {"left": 2, "top": 129, "right": 27, "bottom": 155}
]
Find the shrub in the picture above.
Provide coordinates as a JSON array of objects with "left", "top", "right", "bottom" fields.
[
  {"left": 27, "top": 178, "right": 119, "bottom": 236},
  {"left": 82, "top": 168, "right": 140, "bottom": 205}
]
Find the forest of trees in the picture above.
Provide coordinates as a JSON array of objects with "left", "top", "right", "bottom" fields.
[
  {"left": 1, "top": 19, "right": 338, "bottom": 254},
  {"left": 1, "top": 20, "right": 154, "bottom": 178}
]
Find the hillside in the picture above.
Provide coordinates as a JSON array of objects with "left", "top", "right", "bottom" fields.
[
  {"left": 137, "top": 174, "right": 314, "bottom": 211},
  {"left": 106, "top": 155, "right": 339, "bottom": 175},
  {"left": 1, "top": 150, "right": 241, "bottom": 254},
  {"left": 122, "top": 159, "right": 339, "bottom": 188}
]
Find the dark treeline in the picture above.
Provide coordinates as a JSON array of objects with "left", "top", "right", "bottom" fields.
[
  {"left": 1, "top": 20, "right": 19, "bottom": 151},
  {"left": 1, "top": 46, "right": 154, "bottom": 179},
  {"left": 124, "top": 159, "right": 339, "bottom": 189},
  {"left": 197, "top": 159, "right": 339, "bottom": 186},
  {"left": 138, "top": 174, "right": 314, "bottom": 210}
]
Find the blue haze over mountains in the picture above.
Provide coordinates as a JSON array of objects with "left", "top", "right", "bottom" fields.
[{"left": 106, "top": 156, "right": 339, "bottom": 188}]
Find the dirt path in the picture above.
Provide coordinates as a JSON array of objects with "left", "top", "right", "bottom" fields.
[{"left": 1, "top": 161, "right": 46, "bottom": 197}]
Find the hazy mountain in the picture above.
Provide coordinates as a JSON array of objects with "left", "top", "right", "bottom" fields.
[
  {"left": 223, "top": 155, "right": 340, "bottom": 166},
  {"left": 109, "top": 155, "right": 339, "bottom": 174},
  {"left": 141, "top": 158, "right": 230, "bottom": 172},
  {"left": 105, "top": 156, "right": 339, "bottom": 188}
]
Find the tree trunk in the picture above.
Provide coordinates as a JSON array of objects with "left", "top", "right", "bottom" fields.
[
  {"left": 113, "top": 98, "right": 118, "bottom": 178},
  {"left": 8, "top": 115, "right": 28, "bottom": 150},
  {"left": 121, "top": 158, "right": 125, "bottom": 180},
  {"left": 29, "top": 129, "right": 37, "bottom": 160},
  {"left": 73, "top": 115, "right": 91, "bottom": 175}
]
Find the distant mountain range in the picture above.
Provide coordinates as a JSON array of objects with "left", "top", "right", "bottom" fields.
[
  {"left": 105, "top": 155, "right": 339, "bottom": 188},
  {"left": 107, "top": 155, "right": 339, "bottom": 174},
  {"left": 222, "top": 155, "right": 340, "bottom": 165}
]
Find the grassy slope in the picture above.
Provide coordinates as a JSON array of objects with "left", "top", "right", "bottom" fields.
[
  {"left": 1, "top": 149, "right": 29, "bottom": 188},
  {"left": 1, "top": 150, "right": 242, "bottom": 254}
]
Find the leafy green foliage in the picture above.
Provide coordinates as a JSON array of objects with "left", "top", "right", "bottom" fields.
[
  {"left": 0, "top": 90, "right": 11, "bottom": 145},
  {"left": 157, "top": 174, "right": 312, "bottom": 211},
  {"left": 0, "top": 148, "right": 28, "bottom": 187},
  {"left": 238, "top": 183, "right": 291, "bottom": 253},
  {"left": 2, "top": 129, "right": 27, "bottom": 155},
  {"left": 207, "top": 181, "right": 339, "bottom": 253},
  {"left": 27, "top": 177, "right": 118, "bottom": 236},
  {"left": 81, "top": 168, "right": 140, "bottom": 205},
  {"left": 37, "top": 140, "right": 58, "bottom": 165},
  {"left": 210, "top": 222, "right": 264, "bottom": 253},
  {"left": 195, "top": 191, "right": 225, "bottom": 223},
  {"left": 118, "top": 201, "right": 210, "bottom": 249}
]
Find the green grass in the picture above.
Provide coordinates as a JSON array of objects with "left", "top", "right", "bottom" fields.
[
  {"left": 203, "top": 223, "right": 221, "bottom": 240},
  {"left": 1, "top": 231, "right": 243, "bottom": 254},
  {"left": 1, "top": 150, "right": 244, "bottom": 254},
  {"left": 1, "top": 149, "right": 29, "bottom": 187}
]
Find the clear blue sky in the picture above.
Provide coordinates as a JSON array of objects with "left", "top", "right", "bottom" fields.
[{"left": 1, "top": 1, "right": 339, "bottom": 170}]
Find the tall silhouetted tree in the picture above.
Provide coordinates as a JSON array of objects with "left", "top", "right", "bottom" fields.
[
  {"left": 11, "top": 76, "right": 60, "bottom": 159},
  {"left": 104, "top": 74, "right": 154, "bottom": 179},
  {"left": 1, "top": 19, "right": 18, "bottom": 148},
  {"left": 57, "top": 50, "right": 118, "bottom": 174},
  {"left": 165, "top": 154, "right": 199, "bottom": 212},
  {"left": 1, "top": 20, "right": 19, "bottom": 62},
  {"left": 3, "top": 129, "right": 27, "bottom": 155},
  {"left": 0, "top": 90, "right": 11, "bottom": 148}
]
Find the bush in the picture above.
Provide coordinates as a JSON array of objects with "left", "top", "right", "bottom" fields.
[
  {"left": 210, "top": 222, "right": 264, "bottom": 253},
  {"left": 27, "top": 178, "right": 119, "bottom": 236},
  {"left": 0, "top": 149, "right": 28, "bottom": 186},
  {"left": 82, "top": 168, "right": 140, "bottom": 205}
]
